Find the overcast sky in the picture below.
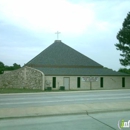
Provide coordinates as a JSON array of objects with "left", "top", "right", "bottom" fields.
[{"left": 0, "top": 0, "right": 130, "bottom": 71}]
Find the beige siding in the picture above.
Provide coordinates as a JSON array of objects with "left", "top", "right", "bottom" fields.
[
  {"left": 45, "top": 76, "right": 130, "bottom": 90},
  {"left": 101, "top": 76, "right": 130, "bottom": 89},
  {"left": 125, "top": 77, "right": 130, "bottom": 88},
  {"left": 103, "top": 77, "right": 122, "bottom": 89}
]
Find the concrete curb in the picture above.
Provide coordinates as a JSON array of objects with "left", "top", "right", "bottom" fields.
[
  {"left": 0, "top": 101, "right": 130, "bottom": 120},
  {"left": 1, "top": 89, "right": 129, "bottom": 95},
  {"left": 87, "top": 108, "right": 130, "bottom": 115},
  {"left": 0, "top": 108, "right": 130, "bottom": 120},
  {"left": 0, "top": 112, "right": 86, "bottom": 120}
]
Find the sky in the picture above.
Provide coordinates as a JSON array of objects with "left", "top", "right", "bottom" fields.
[{"left": 0, "top": 0, "right": 130, "bottom": 71}]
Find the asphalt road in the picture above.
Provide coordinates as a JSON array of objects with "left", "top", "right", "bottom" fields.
[
  {"left": 0, "top": 89, "right": 130, "bottom": 108},
  {"left": 0, "top": 111, "right": 129, "bottom": 130}
]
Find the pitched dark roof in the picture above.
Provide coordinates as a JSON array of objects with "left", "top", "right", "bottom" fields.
[
  {"left": 32, "top": 67, "right": 129, "bottom": 76},
  {"left": 26, "top": 40, "right": 103, "bottom": 68},
  {"left": 26, "top": 40, "right": 129, "bottom": 76}
]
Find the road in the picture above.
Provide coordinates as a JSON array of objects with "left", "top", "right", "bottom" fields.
[
  {"left": 0, "top": 111, "right": 129, "bottom": 130},
  {"left": 0, "top": 89, "right": 130, "bottom": 108}
]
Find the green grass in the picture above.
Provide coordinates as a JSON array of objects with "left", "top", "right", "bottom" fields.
[{"left": 0, "top": 88, "right": 44, "bottom": 94}]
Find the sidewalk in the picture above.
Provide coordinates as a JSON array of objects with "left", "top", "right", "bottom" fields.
[{"left": 0, "top": 101, "right": 130, "bottom": 119}]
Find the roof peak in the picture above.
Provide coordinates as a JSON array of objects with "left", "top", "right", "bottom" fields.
[
  {"left": 26, "top": 40, "right": 103, "bottom": 68},
  {"left": 54, "top": 40, "right": 62, "bottom": 43}
]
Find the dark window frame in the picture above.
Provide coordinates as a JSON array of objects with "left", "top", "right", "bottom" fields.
[
  {"left": 100, "top": 77, "right": 103, "bottom": 88},
  {"left": 122, "top": 77, "right": 125, "bottom": 88},
  {"left": 77, "top": 77, "right": 81, "bottom": 88},
  {"left": 52, "top": 77, "right": 56, "bottom": 88}
]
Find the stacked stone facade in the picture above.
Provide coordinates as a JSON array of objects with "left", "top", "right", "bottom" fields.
[{"left": 0, "top": 67, "right": 44, "bottom": 90}]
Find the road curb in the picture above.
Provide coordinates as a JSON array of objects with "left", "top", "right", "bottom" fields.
[
  {"left": 0, "top": 109, "right": 130, "bottom": 120},
  {"left": 0, "top": 111, "right": 87, "bottom": 120},
  {"left": 1, "top": 89, "right": 129, "bottom": 95},
  {"left": 86, "top": 108, "right": 130, "bottom": 115}
]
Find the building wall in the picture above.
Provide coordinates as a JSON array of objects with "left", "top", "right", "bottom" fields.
[
  {"left": 0, "top": 67, "right": 45, "bottom": 90},
  {"left": 45, "top": 76, "right": 130, "bottom": 90},
  {"left": 0, "top": 69, "right": 129, "bottom": 91}
]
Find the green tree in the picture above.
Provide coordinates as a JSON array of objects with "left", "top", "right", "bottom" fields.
[
  {"left": 4, "top": 63, "right": 21, "bottom": 70},
  {"left": 118, "top": 68, "right": 130, "bottom": 74},
  {"left": 0, "top": 61, "right": 4, "bottom": 74},
  {"left": 115, "top": 12, "right": 130, "bottom": 67},
  {"left": 13, "top": 63, "right": 21, "bottom": 70}
]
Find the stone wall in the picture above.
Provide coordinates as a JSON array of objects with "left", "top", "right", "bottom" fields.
[{"left": 0, "top": 66, "right": 44, "bottom": 90}]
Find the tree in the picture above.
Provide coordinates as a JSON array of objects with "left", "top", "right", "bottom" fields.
[
  {"left": 0, "top": 62, "right": 21, "bottom": 72},
  {"left": 4, "top": 63, "right": 21, "bottom": 70},
  {"left": 118, "top": 68, "right": 130, "bottom": 74},
  {"left": 0, "top": 61, "right": 4, "bottom": 74},
  {"left": 13, "top": 63, "right": 21, "bottom": 70},
  {"left": 115, "top": 12, "right": 130, "bottom": 67}
]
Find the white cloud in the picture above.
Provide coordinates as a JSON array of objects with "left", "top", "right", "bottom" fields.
[
  {"left": 0, "top": 0, "right": 130, "bottom": 70},
  {"left": 0, "top": 0, "right": 95, "bottom": 34}
]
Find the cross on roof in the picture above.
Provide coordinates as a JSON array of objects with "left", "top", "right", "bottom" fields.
[{"left": 55, "top": 31, "right": 60, "bottom": 40}]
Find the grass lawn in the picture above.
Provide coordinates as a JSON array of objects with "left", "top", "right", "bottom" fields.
[{"left": 0, "top": 88, "right": 44, "bottom": 94}]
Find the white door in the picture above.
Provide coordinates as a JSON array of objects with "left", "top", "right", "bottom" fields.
[{"left": 63, "top": 78, "right": 70, "bottom": 90}]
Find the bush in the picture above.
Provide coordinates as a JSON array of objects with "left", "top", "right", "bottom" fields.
[
  {"left": 46, "top": 87, "right": 52, "bottom": 91},
  {"left": 60, "top": 86, "right": 65, "bottom": 90}
]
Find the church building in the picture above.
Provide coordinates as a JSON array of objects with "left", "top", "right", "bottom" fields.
[{"left": 25, "top": 40, "right": 130, "bottom": 90}]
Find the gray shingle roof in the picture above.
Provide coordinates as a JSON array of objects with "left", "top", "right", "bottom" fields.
[
  {"left": 33, "top": 67, "right": 129, "bottom": 76},
  {"left": 26, "top": 40, "right": 129, "bottom": 76},
  {"left": 26, "top": 40, "right": 103, "bottom": 67}
]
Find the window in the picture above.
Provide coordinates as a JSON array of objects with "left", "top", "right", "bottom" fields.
[
  {"left": 122, "top": 77, "right": 125, "bottom": 87},
  {"left": 100, "top": 77, "right": 103, "bottom": 88},
  {"left": 77, "top": 77, "right": 81, "bottom": 88},
  {"left": 52, "top": 77, "right": 56, "bottom": 88}
]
